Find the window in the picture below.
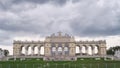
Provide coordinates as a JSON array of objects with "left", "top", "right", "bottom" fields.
[
  {"left": 64, "top": 47, "right": 68, "bottom": 51},
  {"left": 58, "top": 47, "right": 62, "bottom": 52},
  {"left": 52, "top": 47, "right": 56, "bottom": 52}
]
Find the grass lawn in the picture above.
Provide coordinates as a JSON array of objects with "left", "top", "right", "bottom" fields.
[{"left": 0, "top": 58, "right": 120, "bottom": 68}]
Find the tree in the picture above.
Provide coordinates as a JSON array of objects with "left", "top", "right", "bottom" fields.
[
  {"left": 107, "top": 46, "right": 120, "bottom": 55},
  {"left": 3, "top": 49, "right": 9, "bottom": 56}
]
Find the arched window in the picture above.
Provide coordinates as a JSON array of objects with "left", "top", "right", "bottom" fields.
[
  {"left": 52, "top": 47, "right": 56, "bottom": 52},
  {"left": 64, "top": 47, "right": 68, "bottom": 51},
  {"left": 58, "top": 47, "right": 62, "bottom": 52}
]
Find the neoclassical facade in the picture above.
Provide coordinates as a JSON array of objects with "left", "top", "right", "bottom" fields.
[{"left": 13, "top": 32, "right": 106, "bottom": 61}]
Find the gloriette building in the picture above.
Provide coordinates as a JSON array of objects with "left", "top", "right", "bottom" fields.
[{"left": 13, "top": 32, "right": 106, "bottom": 61}]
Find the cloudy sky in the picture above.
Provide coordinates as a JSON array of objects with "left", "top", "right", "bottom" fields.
[{"left": 0, "top": 0, "right": 120, "bottom": 55}]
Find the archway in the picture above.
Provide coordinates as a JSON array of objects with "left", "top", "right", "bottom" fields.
[
  {"left": 87, "top": 45, "right": 92, "bottom": 55},
  {"left": 58, "top": 47, "right": 62, "bottom": 55},
  {"left": 41, "top": 46, "right": 44, "bottom": 55},
  {"left": 21, "top": 45, "right": 25, "bottom": 56},
  {"left": 34, "top": 46, "right": 38, "bottom": 56},
  {"left": 94, "top": 45, "right": 99, "bottom": 55},
  {"left": 64, "top": 46, "right": 69, "bottom": 55},
  {"left": 27, "top": 46, "right": 31, "bottom": 56},
  {"left": 81, "top": 45, "right": 87, "bottom": 55},
  {"left": 51, "top": 47, "right": 56, "bottom": 56},
  {"left": 52, "top": 47, "right": 56, "bottom": 52},
  {"left": 75, "top": 45, "right": 80, "bottom": 55}
]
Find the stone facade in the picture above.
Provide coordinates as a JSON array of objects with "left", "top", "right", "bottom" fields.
[{"left": 13, "top": 32, "right": 106, "bottom": 61}]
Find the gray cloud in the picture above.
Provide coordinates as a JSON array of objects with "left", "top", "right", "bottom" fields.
[
  {"left": 12, "top": 0, "right": 49, "bottom": 4},
  {"left": 0, "top": 0, "right": 81, "bottom": 11},
  {"left": 0, "top": 0, "right": 120, "bottom": 46},
  {"left": 12, "top": 0, "right": 80, "bottom": 5},
  {"left": 0, "top": 0, "right": 69, "bottom": 10},
  {"left": 69, "top": 0, "right": 120, "bottom": 37}
]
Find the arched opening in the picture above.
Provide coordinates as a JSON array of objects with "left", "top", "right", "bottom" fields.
[
  {"left": 52, "top": 47, "right": 56, "bottom": 52},
  {"left": 64, "top": 47, "right": 68, "bottom": 51},
  {"left": 58, "top": 47, "right": 62, "bottom": 52},
  {"left": 34, "top": 46, "right": 38, "bottom": 56},
  {"left": 58, "top": 47, "right": 62, "bottom": 55},
  {"left": 75, "top": 45, "right": 80, "bottom": 55},
  {"left": 75, "top": 45, "right": 80, "bottom": 54},
  {"left": 21, "top": 45, "right": 25, "bottom": 56},
  {"left": 27, "top": 46, "right": 31, "bottom": 56},
  {"left": 64, "top": 46, "right": 69, "bottom": 55},
  {"left": 88, "top": 45, "right": 92, "bottom": 55},
  {"left": 41, "top": 46, "right": 44, "bottom": 55},
  {"left": 94, "top": 45, "right": 99, "bottom": 55},
  {"left": 52, "top": 47, "right": 56, "bottom": 56},
  {"left": 81, "top": 45, "right": 86, "bottom": 55}
]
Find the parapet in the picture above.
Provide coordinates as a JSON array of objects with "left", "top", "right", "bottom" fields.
[
  {"left": 13, "top": 40, "right": 44, "bottom": 44},
  {"left": 76, "top": 40, "right": 106, "bottom": 44}
]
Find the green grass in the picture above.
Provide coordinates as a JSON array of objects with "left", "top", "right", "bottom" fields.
[{"left": 0, "top": 58, "right": 120, "bottom": 68}]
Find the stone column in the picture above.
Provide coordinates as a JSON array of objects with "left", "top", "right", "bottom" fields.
[
  {"left": 55, "top": 44, "right": 58, "bottom": 56},
  {"left": 62, "top": 48, "right": 64, "bottom": 56},
  {"left": 85, "top": 46, "right": 89, "bottom": 55},
  {"left": 62, "top": 44, "right": 65, "bottom": 56},
  {"left": 25, "top": 47, "right": 28, "bottom": 56},
  {"left": 38, "top": 47, "right": 41, "bottom": 56},
  {"left": 92, "top": 46, "right": 95, "bottom": 55},
  {"left": 79, "top": 46, "right": 82, "bottom": 55},
  {"left": 97, "top": 46, "right": 100, "bottom": 55},
  {"left": 55, "top": 47, "right": 57, "bottom": 56},
  {"left": 31, "top": 47, "right": 34, "bottom": 56}
]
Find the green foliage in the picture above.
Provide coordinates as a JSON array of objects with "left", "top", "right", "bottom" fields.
[
  {"left": 3, "top": 49, "right": 9, "bottom": 56},
  {"left": 107, "top": 46, "right": 120, "bottom": 55}
]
